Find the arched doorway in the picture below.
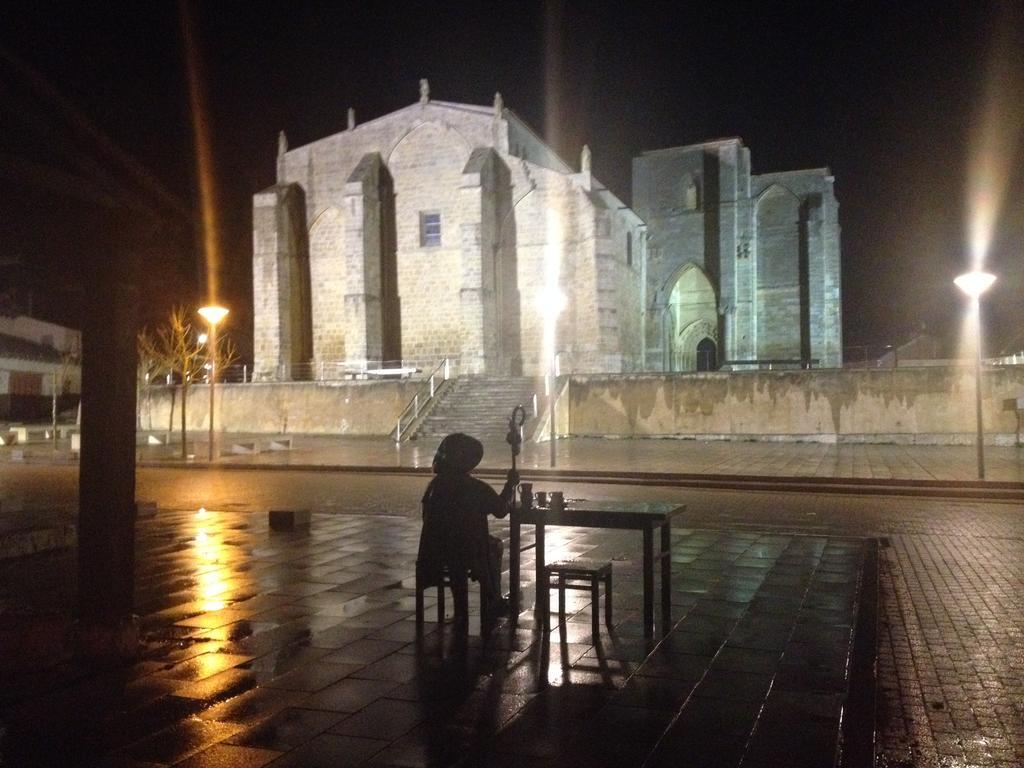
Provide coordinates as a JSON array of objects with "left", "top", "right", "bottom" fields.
[
  {"left": 664, "top": 263, "right": 718, "bottom": 372},
  {"left": 696, "top": 337, "right": 717, "bottom": 371}
]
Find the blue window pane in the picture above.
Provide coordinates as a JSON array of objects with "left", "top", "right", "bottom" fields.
[{"left": 421, "top": 212, "right": 441, "bottom": 247}]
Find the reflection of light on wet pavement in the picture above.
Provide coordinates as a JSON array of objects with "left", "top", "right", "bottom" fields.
[
  {"left": 543, "top": 530, "right": 577, "bottom": 564},
  {"left": 194, "top": 508, "right": 230, "bottom": 611}
]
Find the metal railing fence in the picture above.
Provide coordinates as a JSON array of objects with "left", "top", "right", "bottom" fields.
[{"left": 394, "top": 358, "right": 452, "bottom": 442}]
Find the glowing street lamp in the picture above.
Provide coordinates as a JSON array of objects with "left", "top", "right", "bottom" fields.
[
  {"left": 954, "top": 271, "right": 996, "bottom": 479},
  {"left": 198, "top": 305, "right": 229, "bottom": 462}
]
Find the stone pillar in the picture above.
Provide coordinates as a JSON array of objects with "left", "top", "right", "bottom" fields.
[
  {"left": 77, "top": 268, "right": 138, "bottom": 657},
  {"left": 804, "top": 198, "right": 824, "bottom": 366},
  {"left": 822, "top": 183, "right": 843, "bottom": 367},
  {"left": 343, "top": 153, "right": 387, "bottom": 363},
  {"left": 253, "top": 183, "right": 309, "bottom": 379},
  {"left": 459, "top": 149, "right": 502, "bottom": 374}
]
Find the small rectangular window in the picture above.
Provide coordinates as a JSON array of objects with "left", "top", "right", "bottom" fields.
[{"left": 420, "top": 212, "right": 441, "bottom": 247}]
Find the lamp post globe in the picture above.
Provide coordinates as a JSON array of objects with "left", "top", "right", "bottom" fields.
[{"left": 953, "top": 271, "right": 996, "bottom": 299}]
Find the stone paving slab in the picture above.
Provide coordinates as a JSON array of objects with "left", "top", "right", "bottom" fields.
[{"left": 0, "top": 505, "right": 872, "bottom": 768}]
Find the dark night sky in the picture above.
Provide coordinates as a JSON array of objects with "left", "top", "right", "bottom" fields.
[{"left": 1, "top": 1, "right": 1021, "bottom": 359}]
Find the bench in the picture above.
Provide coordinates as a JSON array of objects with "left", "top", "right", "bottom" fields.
[
  {"left": 269, "top": 509, "right": 311, "bottom": 531},
  {"left": 13, "top": 427, "right": 48, "bottom": 443},
  {"left": 547, "top": 558, "right": 613, "bottom": 639}
]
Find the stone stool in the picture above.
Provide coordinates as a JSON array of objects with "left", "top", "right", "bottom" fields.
[{"left": 547, "top": 558, "right": 613, "bottom": 639}]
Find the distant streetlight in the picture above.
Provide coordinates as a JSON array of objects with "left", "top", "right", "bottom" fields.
[
  {"left": 198, "top": 305, "right": 229, "bottom": 462},
  {"left": 954, "top": 271, "right": 996, "bottom": 479}
]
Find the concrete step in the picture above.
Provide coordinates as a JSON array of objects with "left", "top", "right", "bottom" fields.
[{"left": 408, "top": 376, "right": 542, "bottom": 441}]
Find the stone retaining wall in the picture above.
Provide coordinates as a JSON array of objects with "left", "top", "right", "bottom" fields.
[
  {"left": 136, "top": 366, "right": 1024, "bottom": 444},
  {"left": 139, "top": 380, "right": 420, "bottom": 436},
  {"left": 567, "top": 366, "right": 1024, "bottom": 444}
]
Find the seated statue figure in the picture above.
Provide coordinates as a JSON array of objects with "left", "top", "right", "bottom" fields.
[{"left": 416, "top": 432, "right": 518, "bottom": 627}]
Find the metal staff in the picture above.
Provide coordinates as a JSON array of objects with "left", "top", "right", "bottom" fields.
[{"left": 506, "top": 404, "right": 526, "bottom": 474}]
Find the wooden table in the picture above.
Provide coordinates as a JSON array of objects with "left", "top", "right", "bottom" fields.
[{"left": 509, "top": 499, "right": 687, "bottom": 638}]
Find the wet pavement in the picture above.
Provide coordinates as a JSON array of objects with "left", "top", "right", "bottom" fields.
[
  {"left": 0, "top": 500, "right": 873, "bottom": 768},
  {"left": 2, "top": 440, "right": 1024, "bottom": 766},
  {"left": 145, "top": 434, "right": 1024, "bottom": 484},
  {"left": 3, "top": 432, "right": 1024, "bottom": 483}
]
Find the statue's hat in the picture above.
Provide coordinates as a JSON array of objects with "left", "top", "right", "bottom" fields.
[{"left": 433, "top": 433, "right": 484, "bottom": 474}]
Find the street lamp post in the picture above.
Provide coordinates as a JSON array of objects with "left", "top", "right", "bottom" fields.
[
  {"left": 198, "top": 305, "right": 229, "bottom": 462},
  {"left": 954, "top": 271, "right": 996, "bottom": 480}
]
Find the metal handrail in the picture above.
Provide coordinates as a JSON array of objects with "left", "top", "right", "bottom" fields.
[{"left": 393, "top": 358, "right": 452, "bottom": 443}]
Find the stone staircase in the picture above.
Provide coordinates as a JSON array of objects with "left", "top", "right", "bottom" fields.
[{"left": 413, "top": 376, "right": 543, "bottom": 443}]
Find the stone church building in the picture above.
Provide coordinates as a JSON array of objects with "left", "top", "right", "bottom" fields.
[{"left": 253, "top": 82, "right": 841, "bottom": 379}]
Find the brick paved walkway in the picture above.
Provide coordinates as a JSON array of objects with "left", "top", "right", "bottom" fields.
[{"left": 671, "top": 488, "right": 1024, "bottom": 768}]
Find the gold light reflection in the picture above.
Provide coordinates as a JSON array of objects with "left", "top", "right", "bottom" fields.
[
  {"left": 194, "top": 510, "right": 229, "bottom": 612},
  {"left": 180, "top": 0, "right": 223, "bottom": 303},
  {"left": 194, "top": 650, "right": 229, "bottom": 679}
]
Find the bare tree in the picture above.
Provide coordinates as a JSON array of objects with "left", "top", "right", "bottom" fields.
[
  {"left": 51, "top": 341, "right": 80, "bottom": 446},
  {"left": 137, "top": 307, "right": 206, "bottom": 459},
  {"left": 136, "top": 328, "right": 165, "bottom": 432}
]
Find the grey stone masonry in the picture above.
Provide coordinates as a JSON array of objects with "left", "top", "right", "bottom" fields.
[
  {"left": 253, "top": 87, "right": 841, "bottom": 378},
  {"left": 252, "top": 89, "right": 646, "bottom": 378},
  {"left": 633, "top": 139, "right": 842, "bottom": 372},
  {"left": 342, "top": 153, "right": 389, "bottom": 363},
  {"left": 252, "top": 183, "right": 310, "bottom": 378}
]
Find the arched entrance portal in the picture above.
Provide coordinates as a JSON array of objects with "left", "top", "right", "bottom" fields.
[
  {"left": 696, "top": 337, "right": 717, "bottom": 371},
  {"left": 664, "top": 263, "right": 718, "bottom": 372}
]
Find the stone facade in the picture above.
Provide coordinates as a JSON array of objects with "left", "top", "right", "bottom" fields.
[
  {"left": 633, "top": 139, "right": 842, "bottom": 371},
  {"left": 253, "top": 90, "right": 841, "bottom": 378},
  {"left": 253, "top": 86, "right": 645, "bottom": 379}
]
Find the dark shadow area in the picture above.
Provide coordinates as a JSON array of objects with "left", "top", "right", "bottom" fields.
[
  {"left": 702, "top": 150, "right": 721, "bottom": 286},
  {"left": 379, "top": 163, "right": 402, "bottom": 367},
  {"left": 696, "top": 336, "right": 717, "bottom": 371},
  {"left": 497, "top": 168, "right": 521, "bottom": 377},
  {"left": 799, "top": 196, "right": 816, "bottom": 366}
]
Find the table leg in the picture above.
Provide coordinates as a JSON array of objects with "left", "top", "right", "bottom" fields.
[
  {"left": 661, "top": 520, "right": 671, "bottom": 632},
  {"left": 535, "top": 517, "right": 547, "bottom": 632},
  {"left": 643, "top": 526, "right": 654, "bottom": 638}
]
